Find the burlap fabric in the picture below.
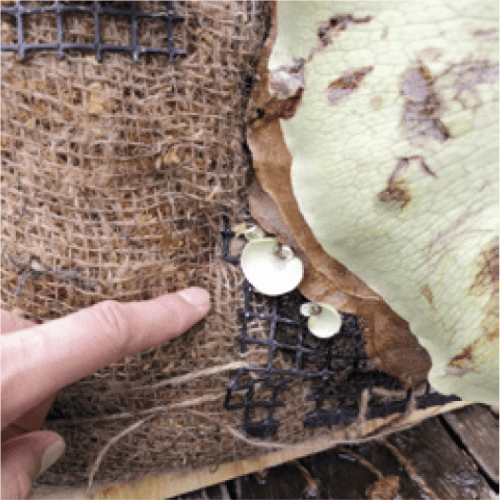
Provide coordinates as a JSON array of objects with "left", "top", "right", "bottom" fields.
[{"left": 1, "top": 1, "right": 343, "bottom": 488}]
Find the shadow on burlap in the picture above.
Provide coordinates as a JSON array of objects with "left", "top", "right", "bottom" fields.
[{"left": 1, "top": 1, "right": 341, "bottom": 490}]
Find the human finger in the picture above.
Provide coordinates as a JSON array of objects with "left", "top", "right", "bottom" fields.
[
  {"left": 2, "top": 397, "right": 55, "bottom": 443},
  {"left": 1, "top": 310, "right": 35, "bottom": 334},
  {"left": 1, "top": 311, "right": 55, "bottom": 437},
  {"left": 1, "top": 288, "right": 210, "bottom": 427},
  {"left": 1, "top": 431, "right": 65, "bottom": 500}
]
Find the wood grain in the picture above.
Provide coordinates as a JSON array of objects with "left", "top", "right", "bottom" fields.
[
  {"left": 236, "top": 411, "right": 498, "bottom": 500},
  {"left": 388, "top": 414, "right": 497, "bottom": 499},
  {"left": 442, "top": 404, "right": 499, "bottom": 484}
]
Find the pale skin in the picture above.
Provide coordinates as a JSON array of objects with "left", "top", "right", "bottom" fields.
[{"left": 1, "top": 287, "right": 210, "bottom": 500}]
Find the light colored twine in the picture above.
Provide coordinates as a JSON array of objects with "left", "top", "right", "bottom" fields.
[
  {"left": 86, "top": 383, "right": 422, "bottom": 491},
  {"left": 87, "top": 393, "right": 226, "bottom": 491}
]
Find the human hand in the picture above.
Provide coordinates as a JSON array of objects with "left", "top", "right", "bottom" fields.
[{"left": 1, "top": 288, "right": 210, "bottom": 499}]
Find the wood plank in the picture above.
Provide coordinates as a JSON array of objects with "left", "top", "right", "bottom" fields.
[
  {"left": 230, "top": 462, "right": 316, "bottom": 500},
  {"left": 236, "top": 447, "right": 396, "bottom": 499},
  {"left": 300, "top": 442, "right": 421, "bottom": 499},
  {"left": 442, "top": 404, "right": 499, "bottom": 484},
  {"left": 388, "top": 416, "right": 497, "bottom": 499},
  {"left": 237, "top": 415, "right": 497, "bottom": 500}
]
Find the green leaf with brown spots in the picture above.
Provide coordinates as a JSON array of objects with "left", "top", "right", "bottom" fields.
[{"left": 272, "top": 1, "right": 499, "bottom": 404}]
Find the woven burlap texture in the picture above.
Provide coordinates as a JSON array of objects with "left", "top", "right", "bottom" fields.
[{"left": 1, "top": 1, "right": 340, "bottom": 489}]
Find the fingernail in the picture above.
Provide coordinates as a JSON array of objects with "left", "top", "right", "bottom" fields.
[
  {"left": 38, "top": 438, "right": 66, "bottom": 477},
  {"left": 178, "top": 287, "right": 210, "bottom": 309}
]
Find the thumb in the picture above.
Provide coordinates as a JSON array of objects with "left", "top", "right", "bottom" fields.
[{"left": 1, "top": 431, "right": 65, "bottom": 500}]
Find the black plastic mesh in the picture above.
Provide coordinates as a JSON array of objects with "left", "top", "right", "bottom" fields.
[
  {"left": 0, "top": 1, "right": 185, "bottom": 62},
  {"left": 221, "top": 216, "right": 460, "bottom": 438}
]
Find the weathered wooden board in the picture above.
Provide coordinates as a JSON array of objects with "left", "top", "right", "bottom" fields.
[
  {"left": 230, "top": 462, "right": 318, "bottom": 500},
  {"left": 388, "top": 414, "right": 497, "bottom": 499},
  {"left": 235, "top": 414, "right": 497, "bottom": 500},
  {"left": 442, "top": 404, "right": 499, "bottom": 484}
]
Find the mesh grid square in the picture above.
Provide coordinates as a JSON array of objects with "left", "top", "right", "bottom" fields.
[
  {"left": 221, "top": 216, "right": 460, "bottom": 438},
  {"left": 1, "top": 1, "right": 186, "bottom": 62}
]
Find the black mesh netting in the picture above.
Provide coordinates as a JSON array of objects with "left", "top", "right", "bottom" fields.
[
  {"left": 1, "top": 0, "right": 185, "bottom": 63},
  {"left": 221, "top": 216, "right": 460, "bottom": 438}
]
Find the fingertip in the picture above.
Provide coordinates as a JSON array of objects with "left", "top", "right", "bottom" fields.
[
  {"left": 174, "top": 287, "right": 211, "bottom": 315},
  {"left": 137, "top": 288, "right": 210, "bottom": 345}
]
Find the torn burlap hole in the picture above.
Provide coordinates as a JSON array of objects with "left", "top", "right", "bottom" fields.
[{"left": 1, "top": 1, "right": 408, "bottom": 491}]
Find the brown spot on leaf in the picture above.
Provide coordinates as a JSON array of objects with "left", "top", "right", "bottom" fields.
[
  {"left": 400, "top": 64, "right": 433, "bottom": 102},
  {"left": 471, "top": 241, "right": 499, "bottom": 342},
  {"left": 378, "top": 156, "right": 436, "bottom": 210},
  {"left": 326, "top": 67, "right": 373, "bottom": 105},
  {"left": 422, "top": 284, "right": 436, "bottom": 311},
  {"left": 446, "top": 345, "right": 475, "bottom": 376},
  {"left": 470, "top": 242, "right": 499, "bottom": 296},
  {"left": 429, "top": 118, "right": 451, "bottom": 141},
  {"left": 470, "top": 242, "right": 499, "bottom": 344},
  {"left": 447, "top": 241, "right": 499, "bottom": 377},
  {"left": 317, "top": 14, "right": 372, "bottom": 47},
  {"left": 471, "top": 29, "right": 499, "bottom": 41},
  {"left": 400, "top": 63, "right": 451, "bottom": 144},
  {"left": 378, "top": 180, "right": 411, "bottom": 209},
  {"left": 437, "top": 60, "right": 498, "bottom": 111}
]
